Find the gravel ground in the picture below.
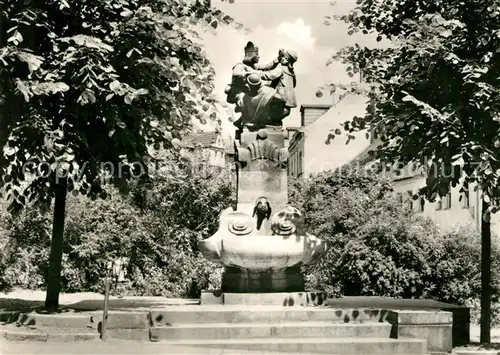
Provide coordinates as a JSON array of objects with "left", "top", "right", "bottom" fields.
[
  {"left": 0, "top": 289, "right": 198, "bottom": 311},
  {"left": 0, "top": 339, "right": 302, "bottom": 355},
  {"left": 0, "top": 290, "right": 107, "bottom": 303},
  {"left": 0, "top": 289, "right": 196, "bottom": 304},
  {"left": 469, "top": 326, "right": 500, "bottom": 343}
]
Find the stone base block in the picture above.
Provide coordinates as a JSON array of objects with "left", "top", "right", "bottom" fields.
[
  {"left": 387, "top": 310, "right": 453, "bottom": 353},
  {"left": 89, "top": 311, "right": 149, "bottom": 330},
  {"left": 221, "top": 266, "right": 304, "bottom": 293},
  {"left": 224, "top": 291, "right": 329, "bottom": 306},
  {"left": 327, "top": 296, "right": 470, "bottom": 346},
  {"left": 16, "top": 312, "right": 92, "bottom": 328},
  {"left": 200, "top": 291, "right": 329, "bottom": 306},
  {"left": 149, "top": 322, "right": 392, "bottom": 341}
]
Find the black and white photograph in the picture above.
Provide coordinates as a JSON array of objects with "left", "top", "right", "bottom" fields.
[{"left": 0, "top": 0, "right": 499, "bottom": 354}]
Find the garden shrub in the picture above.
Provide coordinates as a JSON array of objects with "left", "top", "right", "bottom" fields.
[
  {"left": 0, "top": 202, "right": 51, "bottom": 292},
  {"left": 2, "top": 153, "right": 497, "bottom": 311},
  {"left": 291, "top": 167, "right": 500, "bottom": 307},
  {"left": 0, "top": 150, "right": 231, "bottom": 297}
]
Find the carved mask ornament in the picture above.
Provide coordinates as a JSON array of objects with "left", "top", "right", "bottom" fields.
[{"left": 252, "top": 197, "right": 272, "bottom": 230}]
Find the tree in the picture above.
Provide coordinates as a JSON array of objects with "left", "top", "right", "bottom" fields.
[
  {"left": 0, "top": 0, "right": 240, "bottom": 310},
  {"left": 0, "top": 149, "right": 233, "bottom": 296},
  {"left": 324, "top": 0, "right": 499, "bottom": 343}
]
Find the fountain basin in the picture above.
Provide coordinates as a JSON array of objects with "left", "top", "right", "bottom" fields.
[{"left": 199, "top": 231, "right": 327, "bottom": 270}]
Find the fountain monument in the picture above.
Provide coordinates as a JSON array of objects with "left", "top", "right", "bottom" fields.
[{"left": 199, "top": 42, "right": 327, "bottom": 299}]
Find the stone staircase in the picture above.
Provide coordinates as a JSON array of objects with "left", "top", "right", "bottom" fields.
[
  {"left": 147, "top": 305, "right": 428, "bottom": 354},
  {"left": 2, "top": 298, "right": 460, "bottom": 354}
]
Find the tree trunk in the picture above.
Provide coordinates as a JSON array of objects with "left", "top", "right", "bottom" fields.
[
  {"left": 44, "top": 178, "right": 68, "bottom": 310},
  {"left": 480, "top": 199, "right": 491, "bottom": 344}
]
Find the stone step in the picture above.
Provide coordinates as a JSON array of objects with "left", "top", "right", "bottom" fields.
[
  {"left": 0, "top": 311, "right": 91, "bottom": 328},
  {"left": 150, "top": 306, "right": 386, "bottom": 325},
  {"left": 153, "top": 337, "right": 427, "bottom": 354},
  {"left": 150, "top": 321, "right": 391, "bottom": 340}
]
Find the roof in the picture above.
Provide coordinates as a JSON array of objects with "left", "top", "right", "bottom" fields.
[
  {"left": 181, "top": 131, "right": 220, "bottom": 148},
  {"left": 348, "top": 140, "right": 425, "bottom": 181},
  {"left": 289, "top": 130, "right": 305, "bottom": 148},
  {"left": 299, "top": 104, "right": 333, "bottom": 114},
  {"left": 299, "top": 93, "right": 373, "bottom": 171},
  {"left": 349, "top": 139, "right": 379, "bottom": 166}
]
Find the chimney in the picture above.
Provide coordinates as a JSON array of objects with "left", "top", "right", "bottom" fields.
[{"left": 300, "top": 104, "right": 332, "bottom": 127}]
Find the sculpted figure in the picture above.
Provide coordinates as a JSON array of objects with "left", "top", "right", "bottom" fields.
[
  {"left": 234, "top": 74, "right": 277, "bottom": 127},
  {"left": 255, "top": 50, "right": 298, "bottom": 120},
  {"left": 225, "top": 41, "right": 280, "bottom": 109}
]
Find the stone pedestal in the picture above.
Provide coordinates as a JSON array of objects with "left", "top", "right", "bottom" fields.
[
  {"left": 235, "top": 126, "right": 289, "bottom": 220},
  {"left": 221, "top": 266, "right": 304, "bottom": 293}
]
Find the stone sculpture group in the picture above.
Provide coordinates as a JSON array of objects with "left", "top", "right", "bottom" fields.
[
  {"left": 199, "top": 41, "right": 327, "bottom": 294},
  {"left": 224, "top": 41, "right": 298, "bottom": 128}
]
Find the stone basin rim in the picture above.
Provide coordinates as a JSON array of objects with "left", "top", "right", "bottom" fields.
[{"left": 199, "top": 233, "right": 327, "bottom": 269}]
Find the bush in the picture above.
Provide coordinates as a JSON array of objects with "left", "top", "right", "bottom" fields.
[
  {"left": 431, "top": 225, "right": 500, "bottom": 305},
  {"left": 128, "top": 150, "right": 233, "bottom": 297},
  {"left": 0, "top": 202, "right": 51, "bottom": 292},
  {"left": 292, "top": 167, "right": 500, "bottom": 307}
]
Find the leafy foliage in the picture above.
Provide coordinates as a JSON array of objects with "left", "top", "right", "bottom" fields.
[
  {"left": 323, "top": 0, "right": 500, "bottom": 207},
  {"left": 0, "top": 201, "right": 51, "bottom": 291},
  {"left": 290, "top": 167, "right": 500, "bottom": 305},
  {"left": 0, "top": 0, "right": 245, "bottom": 307},
  {"left": 0, "top": 0, "right": 241, "bottom": 210},
  {"left": 0, "top": 151, "right": 232, "bottom": 297}
]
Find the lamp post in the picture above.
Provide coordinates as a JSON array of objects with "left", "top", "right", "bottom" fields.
[{"left": 101, "top": 257, "right": 127, "bottom": 341}]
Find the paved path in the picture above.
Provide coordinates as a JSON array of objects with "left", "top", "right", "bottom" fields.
[
  {"left": 0, "top": 290, "right": 198, "bottom": 311},
  {"left": 1, "top": 339, "right": 291, "bottom": 355},
  {"left": 470, "top": 325, "right": 500, "bottom": 343}
]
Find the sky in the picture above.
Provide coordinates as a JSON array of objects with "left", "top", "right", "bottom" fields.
[{"left": 201, "top": 0, "right": 380, "bottom": 136}]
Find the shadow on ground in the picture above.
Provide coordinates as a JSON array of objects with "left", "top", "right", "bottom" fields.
[
  {"left": 66, "top": 298, "right": 198, "bottom": 311},
  {"left": 464, "top": 342, "right": 500, "bottom": 350},
  {"left": 0, "top": 297, "right": 200, "bottom": 314}
]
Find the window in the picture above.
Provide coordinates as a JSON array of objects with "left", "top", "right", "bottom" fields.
[
  {"left": 444, "top": 192, "right": 452, "bottom": 210},
  {"left": 436, "top": 199, "right": 443, "bottom": 210},
  {"left": 418, "top": 197, "right": 425, "bottom": 212}
]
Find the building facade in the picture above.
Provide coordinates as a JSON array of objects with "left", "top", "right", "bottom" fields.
[
  {"left": 350, "top": 128, "right": 490, "bottom": 234},
  {"left": 385, "top": 165, "right": 484, "bottom": 233},
  {"left": 288, "top": 93, "right": 372, "bottom": 178},
  {"left": 180, "top": 130, "right": 227, "bottom": 167},
  {"left": 289, "top": 94, "right": 496, "bottom": 234}
]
